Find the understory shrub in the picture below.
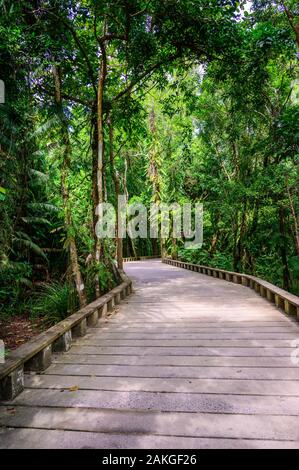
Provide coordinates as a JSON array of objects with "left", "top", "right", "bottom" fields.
[{"left": 30, "top": 281, "right": 78, "bottom": 325}]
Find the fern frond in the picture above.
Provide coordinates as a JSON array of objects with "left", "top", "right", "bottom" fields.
[
  {"left": 29, "top": 169, "right": 49, "bottom": 182},
  {"left": 21, "top": 216, "right": 51, "bottom": 225},
  {"left": 27, "top": 202, "right": 60, "bottom": 213},
  {"left": 13, "top": 237, "right": 48, "bottom": 261}
]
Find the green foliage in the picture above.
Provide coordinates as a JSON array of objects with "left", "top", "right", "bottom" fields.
[
  {"left": 179, "top": 248, "right": 234, "bottom": 271},
  {"left": 0, "top": 260, "right": 32, "bottom": 318},
  {"left": 30, "top": 282, "right": 78, "bottom": 326},
  {"left": 0, "top": 0, "right": 298, "bottom": 335}
]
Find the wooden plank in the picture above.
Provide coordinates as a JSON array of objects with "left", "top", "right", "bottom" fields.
[
  {"left": 49, "top": 353, "right": 298, "bottom": 367},
  {"left": 1, "top": 428, "right": 299, "bottom": 449},
  {"left": 24, "top": 374, "right": 299, "bottom": 396},
  {"left": 43, "top": 362, "right": 299, "bottom": 379},
  {"left": 1, "top": 406, "right": 299, "bottom": 441},
  {"left": 5, "top": 388, "right": 299, "bottom": 415}
]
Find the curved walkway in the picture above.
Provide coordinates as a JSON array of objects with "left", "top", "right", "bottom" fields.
[{"left": 1, "top": 259, "right": 299, "bottom": 448}]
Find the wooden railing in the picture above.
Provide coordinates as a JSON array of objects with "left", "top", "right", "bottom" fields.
[
  {"left": 123, "top": 255, "right": 161, "bottom": 262},
  {"left": 0, "top": 275, "right": 132, "bottom": 401},
  {"left": 163, "top": 258, "right": 299, "bottom": 319}
]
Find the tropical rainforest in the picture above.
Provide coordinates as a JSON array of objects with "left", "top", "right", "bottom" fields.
[{"left": 0, "top": 0, "right": 298, "bottom": 334}]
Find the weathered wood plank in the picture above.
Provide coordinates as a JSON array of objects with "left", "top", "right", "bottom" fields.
[
  {"left": 43, "top": 362, "right": 299, "bottom": 379},
  {"left": 24, "top": 374, "right": 299, "bottom": 396},
  {"left": 1, "top": 406, "right": 299, "bottom": 441},
  {"left": 1, "top": 428, "right": 299, "bottom": 449}
]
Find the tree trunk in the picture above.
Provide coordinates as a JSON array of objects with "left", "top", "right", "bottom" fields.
[
  {"left": 93, "top": 38, "right": 107, "bottom": 297},
  {"left": 52, "top": 64, "right": 87, "bottom": 307},
  {"left": 278, "top": 206, "right": 291, "bottom": 291},
  {"left": 108, "top": 113, "right": 123, "bottom": 270},
  {"left": 286, "top": 180, "right": 299, "bottom": 256},
  {"left": 91, "top": 103, "right": 98, "bottom": 242},
  {"left": 281, "top": 0, "right": 299, "bottom": 46},
  {"left": 148, "top": 106, "right": 163, "bottom": 257},
  {"left": 233, "top": 201, "right": 247, "bottom": 272},
  {"left": 244, "top": 201, "right": 259, "bottom": 272}
]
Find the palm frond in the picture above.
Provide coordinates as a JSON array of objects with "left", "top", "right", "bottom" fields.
[
  {"left": 27, "top": 202, "right": 60, "bottom": 213},
  {"left": 21, "top": 216, "right": 51, "bottom": 225},
  {"left": 12, "top": 236, "right": 48, "bottom": 261},
  {"left": 29, "top": 169, "right": 49, "bottom": 182},
  {"left": 32, "top": 118, "right": 57, "bottom": 137}
]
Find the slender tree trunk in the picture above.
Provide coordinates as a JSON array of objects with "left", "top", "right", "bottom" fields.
[
  {"left": 152, "top": 238, "right": 159, "bottom": 256},
  {"left": 93, "top": 38, "right": 107, "bottom": 297},
  {"left": 108, "top": 113, "right": 123, "bottom": 270},
  {"left": 91, "top": 103, "right": 98, "bottom": 242},
  {"left": 281, "top": 0, "right": 299, "bottom": 46},
  {"left": 122, "top": 154, "right": 131, "bottom": 256},
  {"left": 278, "top": 206, "right": 291, "bottom": 291},
  {"left": 172, "top": 237, "right": 178, "bottom": 259},
  {"left": 286, "top": 180, "right": 299, "bottom": 256},
  {"left": 232, "top": 209, "right": 240, "bottom": 271},
  {"left": 130, "top": 237, "right": 138, "bottom": 259},
  {"left": 209, "top": 211, "right": 220, "bottom": 257},
  {"left": 52, "top": 65, "right": 87, "bottom": 307},
  {"left": 231, "top": 141, "right": 240, "bottom": 179},
  {"left": 244, "top": 201, "right": 259, "bottom": 272},
  {"left": 148, "top": 106, "right": 163, "bottom": 257},
  {"left": 233, "top": 201, "right": 247, "bottom": 272},
  {"left": 90, "top": 102, "right": 101, "bottom": 297}
]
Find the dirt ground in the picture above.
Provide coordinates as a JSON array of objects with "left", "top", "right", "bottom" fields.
[{"left": 0, "top": 315, "right": 44, "bottom": 351}]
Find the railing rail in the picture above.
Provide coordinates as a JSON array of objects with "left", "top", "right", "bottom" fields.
[
  {"left": 123, "top": 255, "right": 161, "bottom": 262},
  {"left": 0, "top": 275, "right": 132, "bottom": 400},
  {"left": 163, "top": 258, "right": 299, "bottom": 319}
]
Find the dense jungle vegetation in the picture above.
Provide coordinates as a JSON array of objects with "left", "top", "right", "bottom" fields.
[{"left": 0, "top": 0, "right": 298, "bottom": 329}]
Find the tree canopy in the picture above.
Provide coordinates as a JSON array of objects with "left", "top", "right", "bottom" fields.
[{"left": 0, "top": 0, "right": 298, "bottom": 329}]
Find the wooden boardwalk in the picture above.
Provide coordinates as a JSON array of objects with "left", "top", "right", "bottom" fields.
[{"left": 1, "top": 259, "right": 299, "bottom": 448}]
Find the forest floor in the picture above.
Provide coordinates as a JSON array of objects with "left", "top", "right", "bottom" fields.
[{"left": 0, "top": 316, "right": 44, "bottom": 351}]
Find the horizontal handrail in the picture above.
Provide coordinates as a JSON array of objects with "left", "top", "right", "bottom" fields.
[
  {"left": 123, "top": 255, "right": 161, "bottom": 262},
  {"left": 0, "top": 275, "right": 132, "bottom": 400},
  {"left": 163, "top": 258, "right": 299, "bottom": 319}
]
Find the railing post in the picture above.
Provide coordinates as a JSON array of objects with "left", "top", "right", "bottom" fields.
[
  {"left": 107, "top": 297, "right": 115, "bottom": 312},
  {"left": 260, "top": 286, "right": 267, "bottom": 298},
  {"left": 0, "top": 366, "right": 24, "bottom": 401},
  {"left": 72, "top": 318, "right": 87, "bottom": 337},
  {"left": 87, "top": 309, "right": 98, "bottom": 327},
  {"left": 98, "top": 303, "right": 107, "bottom": 318},
  {"left": 53, "top": 331, "right": 72, "bottom": 352},
  {"left": 266, "top": 290, "right": 275, "bottom": 303},
  {"left": 275, "top": 294, "right": 284, "bottom": 310},
  {"left": 24, "top": 345, "right": 52, "bottom": 371}
]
